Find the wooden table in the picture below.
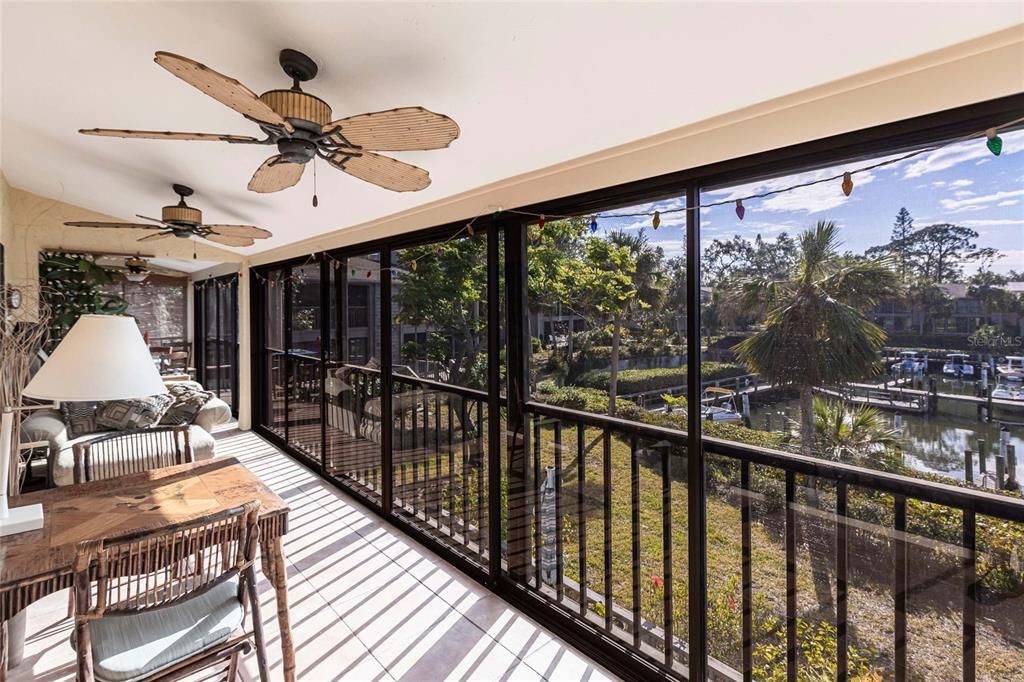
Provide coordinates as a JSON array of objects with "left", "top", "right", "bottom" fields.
[{"left": 0, "top": 457, "right": 296, "bottom": 682}]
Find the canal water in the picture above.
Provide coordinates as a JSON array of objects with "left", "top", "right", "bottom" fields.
[{"left": 748, "top": 377, "right": 1024, "bottom": 481}]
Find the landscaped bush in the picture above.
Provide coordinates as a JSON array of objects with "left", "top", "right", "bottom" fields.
[
  {"left": 576, "top": 362, "right": 748, "bottom": 394},
  {"left": 535, "top": 383, "right": 645, "bottom": 422}
]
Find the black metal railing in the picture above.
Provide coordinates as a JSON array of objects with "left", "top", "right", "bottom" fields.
[{"left": 523, "top": 400, "right": 1024, "bottom": 682}]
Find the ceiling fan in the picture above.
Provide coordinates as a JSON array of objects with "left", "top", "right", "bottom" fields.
[
  {"left": 80, "top": 49, "right": 460, "bottom": 195},
  {"left": 63, "top": 184, "right": 272, "bottom": 247}
]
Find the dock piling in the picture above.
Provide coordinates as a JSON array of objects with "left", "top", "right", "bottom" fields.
[
  {"left": 965, "top": 450, "right": 974, "bottom": 484},
  {"left": 978, "top": 439, "right": 987, "bottom": 474},
  {"left": 996, "top": 455, "right": 1006, "bottom": 490}
]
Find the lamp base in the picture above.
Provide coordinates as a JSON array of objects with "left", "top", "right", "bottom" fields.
[{"left": 0, "top": 503, "right": 44, "bottom": 537}]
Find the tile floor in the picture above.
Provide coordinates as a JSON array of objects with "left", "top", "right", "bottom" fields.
[{"left": 8, "top": 424, "right": 617, "bottom": 682}]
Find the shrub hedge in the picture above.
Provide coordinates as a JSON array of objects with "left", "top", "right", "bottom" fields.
[{"left": 576, "top": 362, "right": 748, "bottom": 394}]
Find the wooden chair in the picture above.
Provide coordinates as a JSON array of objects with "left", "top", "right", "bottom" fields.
[
  {"left": 72, "top": 501, "right": 269, "bottom": 682},
  {"left": 72, "top": 425, "right": 193, "bottom": 484}
]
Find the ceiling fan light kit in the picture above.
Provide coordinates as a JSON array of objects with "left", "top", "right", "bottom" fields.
[{"left": 79, "top": 48, "right": 460, "bottom": 197}]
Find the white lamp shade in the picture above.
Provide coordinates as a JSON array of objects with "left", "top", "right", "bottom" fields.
[{"left": 23, "top": 315, "right": 168, "bottom": 401}]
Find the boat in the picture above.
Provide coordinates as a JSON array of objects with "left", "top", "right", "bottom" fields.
[
  {"left": 991, "top": 383, "right": 1023, "bottom": 401},
  {"left": 996, "top": 356, "right": 1024, "bottom": 382},
  {"left": 700, "top": 387, "right": 744, "bottom": 423},
  {"left": 890, "top": 351, "right": 926, "bottom": 375},
  {"left": 942, "top": 353, "right": 975, "bottom": 378}
]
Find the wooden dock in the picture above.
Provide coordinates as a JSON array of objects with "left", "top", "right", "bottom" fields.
[
  {"left": 815, "top": 386, "right": 929, "bottom": 413},
  {"left": 847, "top": 382, "right": 1024, "bottom": 413}
]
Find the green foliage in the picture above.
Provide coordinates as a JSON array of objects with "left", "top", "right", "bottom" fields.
[
  {"left": 534, "top": 383, "right": 645, "bottom": 422},
  {"left": 810, "top": 397, "right": 902, "bottom": 463},
  {"left": 576, "top": 363, "right": 746, "bottom": 394},
  {"left": 753, "top": 617, "right": 875, "bottom": 681},
  {"left": 39, "top": 251, "right": 128, "bottom": 345}
]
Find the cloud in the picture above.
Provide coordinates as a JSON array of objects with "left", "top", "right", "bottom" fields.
[
  {"left": 958, "top": 218, "right": 1024, "bottom": 228},
  {"left": 940, "top": 189, "right": 1024, "bottom": 212},
  {"left": 949, "top": 179, "right": 974, "bottom": 188},
  {"left": 997, "top": 200, "right": 1019, "bottom": 207},
  {"left": 953, "top": 190, "right": 975, "bottom": 198},
  {"left": 901, "top": 132, "right": 1021, "bottom": 178},
  {"left": 704, "top": 166, "right": 876, "bottom": 215}
]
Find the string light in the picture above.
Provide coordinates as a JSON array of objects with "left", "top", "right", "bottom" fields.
[
  {"left": 841, "top": 172, "right": 854, "bottom": 197},
  {"left": 986, "top": 128, "right": 1003, "bottom": 156},
  {"left": 242, "top": 116, "right": 1018, "bottom": 285}
]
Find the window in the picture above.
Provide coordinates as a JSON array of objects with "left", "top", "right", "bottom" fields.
[
  {"left": 103, "top": 276, "right": 187, "bottom": 343},
  {"left": 347, "top": 284, "right": 369, "bottom": 328}
]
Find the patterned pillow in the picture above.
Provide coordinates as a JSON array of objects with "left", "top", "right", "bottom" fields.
[
  {"left": 95, "top": 394, "right": 175, "bottom": 431},
  {"left": 160, "top": 384, "right": 215, "bottom": 426},
  {"left": 61, "top": 402, "right": 103, "bottom": 438}
]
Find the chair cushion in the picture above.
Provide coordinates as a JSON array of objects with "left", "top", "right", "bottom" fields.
[
  {"left": 87, "top": 575, "right": 244, "bottom": 682},
  {"left": 52, "top": 425, "right": 216, "bottom": 487}
]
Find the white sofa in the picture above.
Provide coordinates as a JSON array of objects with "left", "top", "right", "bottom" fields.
[{"left": 21, "top": 393, "right": 231, "bottom": 487}]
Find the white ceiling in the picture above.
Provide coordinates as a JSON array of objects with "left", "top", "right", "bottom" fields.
[{"left": 2, "top": 2, "right": 1021, "bottom": 256}]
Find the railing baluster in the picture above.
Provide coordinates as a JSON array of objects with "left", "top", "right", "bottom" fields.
[
  {"left": 661, "top": 441, "right": 673, "bottom": 668},
  {"left": 534, "top": 414, "right": 542, "bottom": 589},
  {"left": 631, "top": 434, "right": 641, "bottom": 649},
  {"left": 836, "top": 481, "right": 848, "bottom": 682},
  {"left": 741, "top": 460, "right": 752, "bottom": 682},
  {"left": 435, "top": 393, "right": 442, "bottom": 525},
  {"left": 963, "top": 508, "right": 976, "bottom": 682},
  {"left": 894, "top": 494, "right": 907, "bottom": 682},
  {"left": 603, "top": 428, "right": 613, "bottom": 633},
  {"left": 448, "top": 395, "right": 455, "bottom": 537},
  {"left": 785, "top": 470, "right": 797, "bottom": 682},
  {"left": 461, "top": 398, "right": 470, "bottom": 547},
  {"left": 554, "top": 421, "right": 564, "bottom": 602},
  {"left": 577, "top": 422, "right": 587, "bottom": 618},
  {"left": 477, "top": 400, "right": 485, "bottom": 561}
]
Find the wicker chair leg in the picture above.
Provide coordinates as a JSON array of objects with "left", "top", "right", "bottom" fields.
[
  {"left": 226, "top": 650, "right": 239, "bottom": 682},
  {"left": 245, "top": 568, "right": 270, "bottom": 682}
]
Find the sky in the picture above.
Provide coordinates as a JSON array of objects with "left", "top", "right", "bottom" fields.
[{"left": 592, "top": 129, "right": 1024, "bottom": 277}]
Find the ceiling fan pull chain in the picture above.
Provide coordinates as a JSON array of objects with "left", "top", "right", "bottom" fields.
[
  {"left": 193, "top": 237, "right": 197, "bottom": 260},
  {"left": 312, "top": 157, "right": 319, "bottom": 208}
]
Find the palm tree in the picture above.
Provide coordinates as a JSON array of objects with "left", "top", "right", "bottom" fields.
[
  {"left": 605, "top": 229, "right": 666, "bottom": 414},
  {"left": 733, "top": 221, "right": 900, "bottom": 457},
  {"left": 810, "top": 397, "right": 901, "bottom": 466}
]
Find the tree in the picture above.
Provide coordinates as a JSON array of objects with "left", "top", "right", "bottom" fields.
[
  {"left": 889, "top": 207, "right": 914, "bottom": 282},
  {"left": 811, "top": 397, "right": 901, "bottom": 466},
  {"left": 663, "top": 256, "right": 687, "bottom": 346},
  {"left": 906, "top": 278, "right": 952, "bottom": 335},
  {"left": 732, "top": 221, "right": 900, "bottom": 457},
  {"left": 604, "top": 230, "right": 667, "bottom": 414},
  {"left": 968, "top": 269, "right": 1017, "bottom": 317},
  {"left": 394, "top": 236, "right": 487, "bottom": 388},
  {"left": 904, "top": 223, "right": 986, "bottom": 284}
]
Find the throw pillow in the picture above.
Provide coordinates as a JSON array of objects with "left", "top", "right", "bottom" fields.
[
  {"left": 160, "top": 383, "right": 215, "bottom": 426},
  {"left": 95, "top": 394, "right": 175, "bottom": 431},
  {"left": 61, "top": 402, "right": 103, "bottom": 438}
]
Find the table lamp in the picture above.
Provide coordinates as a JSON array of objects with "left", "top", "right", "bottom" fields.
[{"left": 1, "top": 315, "right": 168, "bottom": 536}]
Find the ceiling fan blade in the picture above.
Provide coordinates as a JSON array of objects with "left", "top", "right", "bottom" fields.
[
  {"left": 322, "top": 107, "right": 460, "bottom": 151},
  {"left": 64, "top": 221, "right": 166, "bottom": 230},
  {"left": 154, "top": 52, "right": 293, "bottom": 133},
  {"left": 205, "top": 224, "right": 273, "bottom": 239},
  {"left": 204, "top": 233, "right": 255, "bottom": 247},
  {"left": 326, "top": 151, "right": 431, "bottom": 192},
  {"left": 79, "top": 128, "right": 260, "bottom": 142},
  {"left": 247, "top": 155, "right": 305, "bottom": 193},
  {"left": 137, "top": 231, "right": 175, "bottom": 242},
  {"left": 136, "top": 214, "right": 170, "bottom": 225}
]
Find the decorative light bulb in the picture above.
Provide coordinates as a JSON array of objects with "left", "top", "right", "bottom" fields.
[
  {"left": 652, "top": 211, "right": 661, "bottom": 230},
  {"left": 735, "top": 200, "right": 745, "bottom": 221},
  {"left": 589, "top": 216, "right": 598, "bottom": 233},
  {"left": 467, "top": 223, "right": 475, "bottom": 237},
  {"left": 841, "top": 172, "right": 854, "bottom": 197},
  {"left": 538, "top": 215, "right": 546, "bottom": 229},
  {"left": 411, "top": 260, "right": 417, "bottom": 272},
  {"left": 986, "top": 128, "right": 1003, "bottom": 156}
]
